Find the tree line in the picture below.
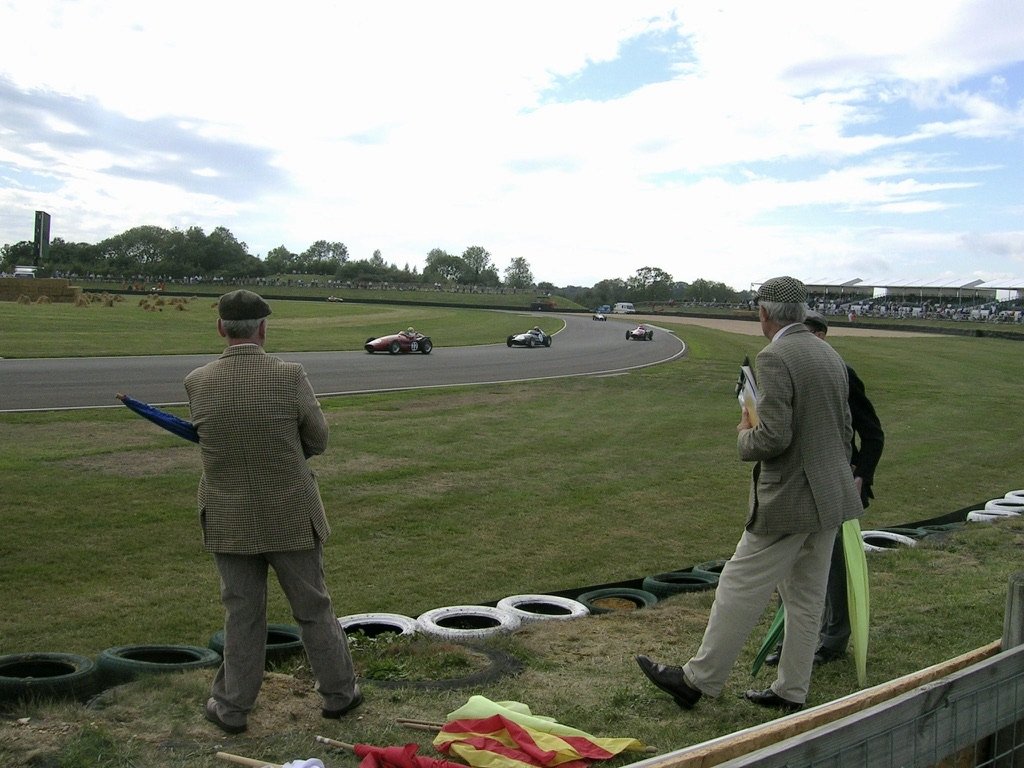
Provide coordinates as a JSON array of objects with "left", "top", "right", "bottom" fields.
[{"left": 1, "top": 223, "right": 746, "bottom": 305}]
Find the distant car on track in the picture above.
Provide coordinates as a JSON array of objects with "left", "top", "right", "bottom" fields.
[
  {"left": 592, "top": 312, "right": 607, "bottom": 321},
  {"left": 365, "top": 328, "right": 433, "bottom": 354},
  {"left": 507, "top": 327, "right": 552, "bottom": 348},
  {"left": 626, "top": 324, "right": 654, "bottom": 341}
]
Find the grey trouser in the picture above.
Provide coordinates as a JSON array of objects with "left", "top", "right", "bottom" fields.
[
  {"left": 209, "top": 541, "right": 357, "bottom": 722},
  {"left": 819, "top": 528, "right": 851, "bottom": 652},
  {"left": 683, "top": 526, "right": 837, "bottom": 703}
]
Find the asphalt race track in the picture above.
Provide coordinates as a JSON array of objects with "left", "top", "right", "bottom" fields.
[{"left": 0, "top": 314, "right": 686, "bottom": 412}]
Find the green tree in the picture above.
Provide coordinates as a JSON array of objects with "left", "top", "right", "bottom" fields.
[
  {"left": 299, "top": 240, "right": 348, "bottom": 274},
  {"left": 503, "top": 257, "right": 533, "bottom": 289},
  {"left": 626, "top": 266, "right": 674, "bottom": 302},
  {"left": 423, "top": 248, "right": 465, "bottom": 283},
  {"left": 460, "top": 245, "right": 493, "bottom": 284},
  {"left": 264, "top": 245, "right": 297, "bottom": 275}
]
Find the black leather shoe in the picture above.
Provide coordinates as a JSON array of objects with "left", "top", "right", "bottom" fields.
[
  {"left": 322, "top": 690, "right": 364, "bottom": 719},
  {"left": 813, "top": 647, "right": 846, "bottom": 665},
  {"left": 744, "top": 688, "right": 803, "bottom": 713},
  {"left": 634, "top": 655, "right": 702, "bottom": 709},
  {"left": 204, "top": 698, "right": 247, "bottom": 734},
  {"left": 764, "top": 649, "right": 781, "bottom": 667}
]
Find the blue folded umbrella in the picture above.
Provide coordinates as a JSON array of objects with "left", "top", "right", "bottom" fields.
[{"left": 116, "top": 393, "right": 199, "bottom": 443}]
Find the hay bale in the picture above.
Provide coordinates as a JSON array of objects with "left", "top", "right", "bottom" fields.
[
  {"left": 16, "top": 294, "right": 31, "bottom": 305},
  {"left": 74, "top": 295, "right": 90, "bottom": 307},
  {"left": 35, "top": 295, "right": 52, "bottom": 304}
]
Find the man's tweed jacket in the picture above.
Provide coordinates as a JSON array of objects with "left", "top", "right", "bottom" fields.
[
  {"left": 185, "top": 344, "right": 330, "bottom": 554},
  {"left": 738, "top": 325, "right": 864, "bottom": 535}
]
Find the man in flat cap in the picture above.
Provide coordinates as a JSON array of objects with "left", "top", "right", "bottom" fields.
[
  {"left": 760, "top": 309, "right": 884, "bottom": 667},
  {"left": 636, "top": 276, "right": 863, "bottom": 713},
  {"left": 186, "top": 289, "right": 361, "bottom": 734}
]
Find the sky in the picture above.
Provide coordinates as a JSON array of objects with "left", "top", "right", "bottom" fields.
[{"left": 1, "top": 1, "right": 1023, "bottom": 291}]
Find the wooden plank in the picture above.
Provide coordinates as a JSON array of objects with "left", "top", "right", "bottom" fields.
[{"left": 629, "top": 640, "right": 1003, "bottom": 768}]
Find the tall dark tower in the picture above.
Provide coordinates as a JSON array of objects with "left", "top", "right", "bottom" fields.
[{"left": 34, "top": 211, "right": 51, "bottom": 265}]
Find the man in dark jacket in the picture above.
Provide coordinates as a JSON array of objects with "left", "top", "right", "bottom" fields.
[{"left": 806, "top": 309, "right": 884, "bottom": 663}]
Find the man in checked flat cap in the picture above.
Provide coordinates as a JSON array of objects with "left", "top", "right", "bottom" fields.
[
  {"left": 636, "top": 276, "right": 863, "bottom": 714},
  {"left": 185, "top": 289, "right": 361, "bottom": 734}
]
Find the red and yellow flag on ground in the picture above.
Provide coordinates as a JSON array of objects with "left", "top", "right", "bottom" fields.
[{"left": 432, "top": 696, "right": 648, "bottom": 768}]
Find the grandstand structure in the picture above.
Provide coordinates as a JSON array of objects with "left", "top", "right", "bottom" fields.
[{"left": 764, "top": 278, "right": 1024, "bottom": 305}]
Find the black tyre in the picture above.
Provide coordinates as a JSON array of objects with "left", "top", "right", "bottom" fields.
[
  {"left": 576, "top": 588, "right": 658, "bottom": 615},
  {"left": 526, "top": 337, "right": 535, "bottom": 348},
  {"left": 420, "top": 339, "right": 433, "bottom": 354},
  {"left": 97, "top": 644, "right": 221, "bottom": 685},
  {"left": 0, "top": 653, "right": 99, "bottom": 704},
  {"left": 642, "top": 570, "right": 718, "bottom": 599},
  {"left": 625, "top": 332, "right": 631, "bottom": 340},
  {"left": 507, "top": 336, "right": 514, "bottom": 347},
  {"left": 543, "top": 336, "right": 552, "bottom": 347},
  {"left": 365, "top": 337, "right": 376, "bottom": 354},
  {"left": 646, "top": 331, "right": 654, "bottom": 340},
  {"left": 694, "top": 558, "right": 730, "bottom": 577},
  {"left": 388, "top": 341, "right": 401, "bottom": 354},
  {"left": 208, "top": 624, "right": 303, "bottom": 666}
]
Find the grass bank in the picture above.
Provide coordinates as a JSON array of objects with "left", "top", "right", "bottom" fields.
[{"left": 0, "top": 318, "right": 1021, "bottom": 767}]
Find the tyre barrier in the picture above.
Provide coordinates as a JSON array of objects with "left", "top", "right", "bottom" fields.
[
  {"left": 416, "top": 605, "right": 521, "bottom": 641},
  {"left": 984, "top": 498, "right": 1024, "bottom": 515},
  {"left": 861, "top": 530, "right": 917, "bottom": 552},
  {"left": 0, "top": 653, "right": 100, "bottom": 704},
  {"left": 339, "top": 612, "right": 420, "bottom": 637},
  {"left": 875, "top": 526, "right": 933, "bottom": 540},
  {"left": 96, "top": 644, "right": 221, "bottom": 685},
  {"left": 641, "top": 570, "right": 719, "bottom": 599},
  {"left": 968, "top": 510, "right": 1018, "bottom": 523},
  {"left": 495, "top": 594, "right": 590, "bottom": 623},
  {"left": 693, "top": 559, "right": 730, "bottom": 577},
  {"left": 208, "top": 623, "right": 304, "bottom": 666},
  {"left": 919, "top": 522, "right": 968, "bottom": 534},
  {"left": 575, "top": 587, "right": 658, "bottom": 615}
]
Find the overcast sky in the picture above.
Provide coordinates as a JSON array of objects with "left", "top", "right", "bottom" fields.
[{"left": 1, "top": 1, "right": 1023, "bottom": 290}]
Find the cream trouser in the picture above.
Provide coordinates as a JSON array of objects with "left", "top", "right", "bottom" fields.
[{"left": 683, "top": 526, "right": 837, "bottom": 703}]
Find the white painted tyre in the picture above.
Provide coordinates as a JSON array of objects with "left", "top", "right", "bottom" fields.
[
  {"left": 416, "top": 605, "right": 521, "bottom": 641},
  {"left": 496, "top": 594, "right": 590, "bottom": 623},
  {"left": 1005, "top": 490, "right": 1024, "bottom": 501},
  {"left": 861, "top": 530, "right": 917, "bottom": 552},
  {"left": 968, "top": 510, "right": 1016, "bottom": 523},
  {"left": 338, "top": 612, "right": 419, "bottom": 637},
  {"left": 985, "top": 498, "right": 1024, "bottom": 514}
]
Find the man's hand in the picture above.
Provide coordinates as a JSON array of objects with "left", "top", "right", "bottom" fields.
[{"left": 738, "top": 407, "right": 753, "bottom": 432}]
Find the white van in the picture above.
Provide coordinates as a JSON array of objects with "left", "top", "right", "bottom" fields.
[
  {"left": 612, "top": 302, "right": 635, "bottom": 314},
  {"left": 13, "top": 266, "right": 37, "bottom": 278}
]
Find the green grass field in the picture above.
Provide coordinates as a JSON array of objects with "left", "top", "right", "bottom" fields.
[{"left": 1, "top": 303, "right": 1022, "bottom": 767}]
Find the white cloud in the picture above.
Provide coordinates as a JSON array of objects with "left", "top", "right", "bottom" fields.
[{"left": 1, "top": 0, "right": 1024, "bottom": 289}]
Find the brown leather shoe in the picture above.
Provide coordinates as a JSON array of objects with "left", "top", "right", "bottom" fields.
[
  {"left": 635, "top": 655, "right": 702, "bottom": 709},
  {"left": 744, "top": 687, "right": 803, "bottom": 713}
]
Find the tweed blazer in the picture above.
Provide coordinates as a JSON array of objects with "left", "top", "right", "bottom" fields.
[
  {"left": 184, "top": 344, "right": 331, "bottom": 554},
  {"left": 737, "top": 325, "right": 863, "bottom": 535}
]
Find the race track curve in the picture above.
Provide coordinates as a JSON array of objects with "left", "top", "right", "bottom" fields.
[{"left": 0, "top": 314, "right": 685, "bottom": 412}]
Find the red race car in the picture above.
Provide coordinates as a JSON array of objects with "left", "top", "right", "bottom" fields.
[
  {"left": 626, "top": 324, "right": 654, "bottom": 341},
  {"left": 365, "top": 328, "right": 433, "bottom": 354}
]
